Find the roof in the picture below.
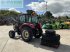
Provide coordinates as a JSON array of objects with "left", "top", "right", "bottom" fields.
[{"left": 18, "top": 13, "right": 31, "bottom": 16}]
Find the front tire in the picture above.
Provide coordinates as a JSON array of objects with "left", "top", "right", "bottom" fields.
[
  {"left": 21, "top": 27, "right": 33, "bottom": 42},
  {"left": 9, "top": 30, "right": 15, "bottom": 38}
]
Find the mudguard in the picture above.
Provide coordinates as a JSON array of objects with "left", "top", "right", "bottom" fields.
[{"left": 19, "top": 23, "right": 35, "bottom": 30}]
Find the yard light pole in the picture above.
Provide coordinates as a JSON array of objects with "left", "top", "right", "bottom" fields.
[{"left": 45, "top": 1, "right": 47, "bottom": 11}]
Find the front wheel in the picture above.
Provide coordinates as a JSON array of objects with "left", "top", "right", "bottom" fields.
[
  {"left": 9, "top": 30, "right": 15, "bottom": 38},
  {"left": 21, "top": 27, "right": 33, "bottom": 42}
]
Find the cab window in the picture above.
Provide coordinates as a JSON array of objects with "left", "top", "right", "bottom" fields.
[{"left": 20, "top": 15, "right": 25, "bottom": 22}]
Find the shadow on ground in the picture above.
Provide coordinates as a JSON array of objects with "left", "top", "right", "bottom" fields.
[
  {"left": 28, "top": 38, "right": 70, "bottom": 52},
  {"left": 14, "top": 36, "right": 70, "bottom": 52}
]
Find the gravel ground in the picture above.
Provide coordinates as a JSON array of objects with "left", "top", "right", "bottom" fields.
[{"left": 0, "top": 26, "right": 70, "bottom": 52}]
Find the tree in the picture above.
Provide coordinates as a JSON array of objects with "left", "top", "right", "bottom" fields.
[
  {"left": 65, "top": 16, "right": 69, "bottom": 19},
  {"left": 44, "top": 11, "right": 53, "bottom": 19},
  {"left": 0, "top": 10, "right": 21, "bottom": 25}
]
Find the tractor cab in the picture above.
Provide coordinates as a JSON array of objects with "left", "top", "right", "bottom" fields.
[
  {"left": 17, "top": 14, "right": 42, "bottom": 30},
  {"left": 18, "top": 14, "right": 38, "bottom": 24}
]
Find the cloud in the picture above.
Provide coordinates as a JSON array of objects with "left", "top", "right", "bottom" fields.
[
  {"left": 26, "top": 2, "right": 47, "bottom": 12},
  {"left": 8, "top": 8, "right": 20, "bottom": 13},
  {"left": 26, "top": 0, "right": 70, "bottom": 17},
  {"left": 47, "top": 3, "right": 64, "bottom": 14},
  {"left": 46, "top": 0, "right": 70, "bottom": 16}
]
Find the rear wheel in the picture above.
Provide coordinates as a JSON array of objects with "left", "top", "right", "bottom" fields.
[
  {"left": 21, "top": 27, "right": 33, "bottom": 42},
  {"left": 9, "top": 30, "right": 15, "bottom": 38}
]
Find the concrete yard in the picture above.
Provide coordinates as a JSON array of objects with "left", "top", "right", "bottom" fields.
[{"left": 0, "top": 26, "right": 70, "bottom": 52}]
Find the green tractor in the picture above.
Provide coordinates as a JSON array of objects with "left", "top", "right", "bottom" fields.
[{"left": 42, "top": 21, "right": 53, "bottom": 29}]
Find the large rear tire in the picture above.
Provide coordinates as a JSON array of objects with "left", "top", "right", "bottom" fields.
[
  {"left": 9, "top": 30, "right": 15, "bottom": 38},
  {"left": 21, "top": 27, "right": 33, "bottom": 42}
]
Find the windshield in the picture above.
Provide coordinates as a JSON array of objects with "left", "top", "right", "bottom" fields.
[
  {"left": 18, "top": 15, "right": 38, "bottom": 23},
  {"left": 31, "top": 16, "right": 38, "bottom": 23}
]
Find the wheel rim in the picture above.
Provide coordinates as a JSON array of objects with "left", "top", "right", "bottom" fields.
[{"left": 22, "top": 30, "right": 29, "bottom": 39}]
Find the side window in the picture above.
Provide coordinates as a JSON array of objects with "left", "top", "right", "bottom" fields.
[
  {"left": 32, "top": 16, "right": 38, "bottom": 23},
  {"left": 25, "top": 15, "right": 31, "bottom": 22},
  {"left": 20, "top": 15, "right": 25, "bottom": 22},
  {"left": 29, "top": 17, "right": 31, "bottom": 22}
]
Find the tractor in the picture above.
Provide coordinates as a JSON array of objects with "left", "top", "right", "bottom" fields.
[
  {"left": 9, "top": 13, "right": 60, "bottom": 48},
  {"left": 9, "top": 14, "right": 42, "bottom": 42}
]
